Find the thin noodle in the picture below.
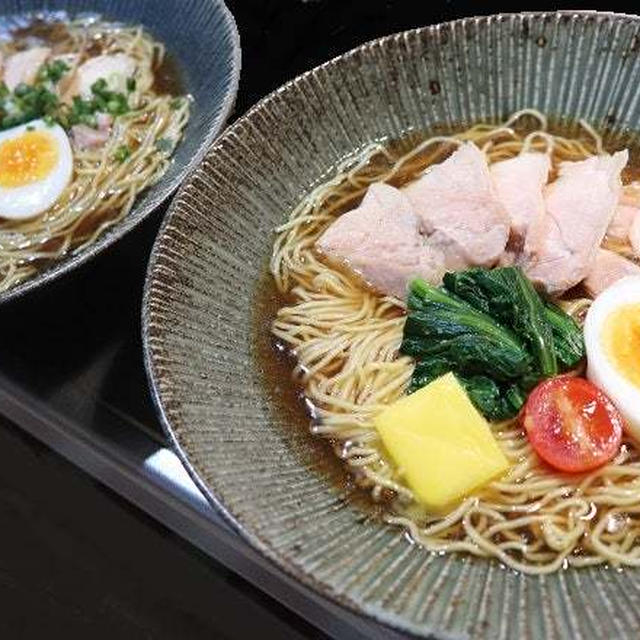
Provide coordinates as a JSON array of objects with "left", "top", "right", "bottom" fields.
[{"left": 270, "top": 109, "right": 640, "bottom": 573}]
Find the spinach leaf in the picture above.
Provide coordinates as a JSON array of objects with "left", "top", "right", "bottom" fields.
[
  {"left": 402, "top": 268, "right": 584, "bottom": 421},
  {"left": 402, "top": 278, "right": 531, "bottom": 381},
  {"left": 401, "top": 278, "right": 531, "bottom": 419},
  {"left": 458, "top": 375, "right": 527, "bottom": 422},
  {"left": 443, "top": 267, "right": 558, "bottom": 377},
  {"left": 543, "top": 301, "right": 585, "bottom": 369}
]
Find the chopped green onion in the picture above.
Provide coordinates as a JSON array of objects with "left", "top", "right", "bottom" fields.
[
  {"left": 37, "top": 60, "right": 70, "bottom": 84},
  {"left": 91, "top": 78, "right": 108, "bottom": 95},
  {"left": 13, "top": 83, "right": 30, "bottom": 98},
  {"left": 79, "top": 113, "right": 98, "bottom": 128},
  {"left": 0, "top": 71, "right": 132, "bottom": 132},
  {"left": 114, "top": 145, "right": 131, "bottom": 163},
  {"left": 126, "top": 77, "right": 136, "bottom": 92},
  {"left": 106, "top": 94, "right": 128, "bottom": 115}
]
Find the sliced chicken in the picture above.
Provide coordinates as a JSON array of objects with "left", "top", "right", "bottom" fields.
[
  {"left": 607, "top": 204, "right": 638, "bottom": 243},
  {"left": 95, "top": 112, "right": 113, "bottom": 129},
  {"left": 620, "top": 182, "right": 640, "bottom": 206},
  {"left": 583, "top": 248, "right": 640, "bottom": 297},
  {"left": 523, "top": 151, "right": 628, "bottom": 295},
  {"left": 3, "top": 47, "right": 51, "bottom": 90},
  {"left": 64, "top": 53, "right": 135, "bottom": 100},
  {"left": 70, "top": 112, "right": 113, "bottom": 150},
  {"left": 403, "top": 143, "right": 509, "bottom": 270},
  {"left": 71, "top": 124, "right": 106, "bottom": 150},
  {"left": 631, "top": 215, "right": 640, "bottom": 256},
  {"left": 606, "top": 183, "right": 640, "bottom": 242},
  {"left": 491, "top": 152, "right": 551, "bottom": 241},
  {"left": 316, "top": 183, "right": 445, "bottom": 298}
]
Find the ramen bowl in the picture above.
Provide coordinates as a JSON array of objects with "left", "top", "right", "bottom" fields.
[
  {"left": 0, "top": 0, "right": 240, "bottom": 304},
  {"left": 144, "top": 12, "right": 640, "bottom": 639}
]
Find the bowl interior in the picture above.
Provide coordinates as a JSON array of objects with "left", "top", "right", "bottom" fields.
[
  {"left": 144, "top": 12, "right": 640, "bottom": 640},
  {"left": 0, "top": 0, "right": 240, "bottom": 304}
]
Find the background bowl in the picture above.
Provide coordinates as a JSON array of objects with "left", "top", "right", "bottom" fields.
[
  {"left": 144, "top": 11, "right": 640, "bottom": 640},
  {"left": 0, "top": 0, "right": 240, "bottom": 304}
]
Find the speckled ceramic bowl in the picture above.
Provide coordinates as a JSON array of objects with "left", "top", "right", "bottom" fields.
[
  {"left": 0, "top": 0, "right": 240, "bottom": 304},
  {"left": 144, "top": 12, "right": 640, "bottom": 639}
]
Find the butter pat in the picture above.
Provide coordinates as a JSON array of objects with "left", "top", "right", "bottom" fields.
[{"left": 375, "top": 372, "right": 509, "bottom": 512}]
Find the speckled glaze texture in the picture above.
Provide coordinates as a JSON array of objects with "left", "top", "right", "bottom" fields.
[
  {"left": 0, "top": 0, "right": 240, "bottom": 304},
  {"left": 144, "top": 12, "right": 640, "bottom": 639}
]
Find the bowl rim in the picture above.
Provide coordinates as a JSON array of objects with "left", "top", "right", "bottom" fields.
[
  {"left": 0, "top": 0, "right": 242, "bottom": 306},
  {"left": 142, "top": 10, "right": 640, "bottom": 638}
]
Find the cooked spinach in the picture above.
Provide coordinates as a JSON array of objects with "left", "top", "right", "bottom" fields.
[
  {"left": 403, "top": 267, "right": 584, "bottom": 421},
  {"left": 543, "top": 301, "right": 585, "bottom": 369},
  {"left": 458, "top": 375, "right": 527, "bottom": 422},
  {"left": 443, "top": 267, "right": 558, "bottom": 377},
  {"left": 403, "top": 278, "right": 531, "bottom": 380}
]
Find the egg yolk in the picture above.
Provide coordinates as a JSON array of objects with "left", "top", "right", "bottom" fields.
[
  {"left": 0, "top": 130, "right": 58, "bottom": 188},
  {"left": 603, "top": 303, "right": 640, "bottom": 389}
]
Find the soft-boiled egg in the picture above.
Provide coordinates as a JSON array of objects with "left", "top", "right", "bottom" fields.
[
  {"left": 584, "top": 275, "right": 640, "bottom": 438},
  {"left": 0, "top": 119, "right": 73, "bottom": 220}
]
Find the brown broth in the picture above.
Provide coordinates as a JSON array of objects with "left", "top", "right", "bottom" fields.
[
  {"left": 152, "top": 52, "right": 185, "bottom": 96},
  {"left": 11, "top": 19, "right": 70, "bottom": 47}
]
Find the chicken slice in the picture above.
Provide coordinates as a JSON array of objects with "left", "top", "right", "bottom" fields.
[
  {"left": 3, "top": 47, "right": 51, "bottom": 90},
  {"left": 583, "top": 248, "right": 640, "bottom": 297},
  {"left": 607, "top": 204, "right": 638, "bottom": 243},
  {"left": 620, "top": 182, "right": 640, "bottom": 207},
  {"left": 64, "top": 53, "right": 136, "bottom": 100},
  {"left": 631, "top": 214, "right": 640, "bottom": 256},
  {"left": 491, "top": 152, "right": 551, "bottom": 242},
  {"left": 316, "top": 183, "right": 445, "bottom": 299},
  {"left": 523, "top": 151, "right": 628, "bottom": 295},
  {"left": 403, "top": 143, "right": 509, "bottom": 270},
  {"left": 606, "top": 183, "right": 640, "bottom": 243}
]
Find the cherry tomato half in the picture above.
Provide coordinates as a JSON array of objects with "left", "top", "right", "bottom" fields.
[{"left": 521, "top": 377, "right": 624, "bottom": 473}]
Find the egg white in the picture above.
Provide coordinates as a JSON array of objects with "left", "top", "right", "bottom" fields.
[
  {"left": 584, "top": 275, "right": 640, "bottom": 439},
  {"left": 0, "top": 119, "right": 73, "bottom": 220}
]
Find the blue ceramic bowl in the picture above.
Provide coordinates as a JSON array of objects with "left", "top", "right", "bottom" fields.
[{"left": 0, "top": 0, "right": 240, "bottom": 303}]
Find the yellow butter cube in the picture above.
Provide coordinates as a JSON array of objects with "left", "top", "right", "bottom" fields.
[{"left": 375, "top": 372, "right": 509, "bottom": 512}]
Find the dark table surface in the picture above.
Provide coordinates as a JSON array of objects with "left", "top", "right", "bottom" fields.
[{"left": 1, "top": 1, "right": 637, "bottom": 638}]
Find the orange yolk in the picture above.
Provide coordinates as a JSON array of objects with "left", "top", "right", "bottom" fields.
[
  {"left": 603, "top": 303, "right": 640, "bottom": 389},
  {"left": 0, "top": 130, "right": 58, "bottom": 188}
]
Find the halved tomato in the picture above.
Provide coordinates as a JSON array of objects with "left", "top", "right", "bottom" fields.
[{"left": 521, "top": 377, "right": 624, "bottom": 473}]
